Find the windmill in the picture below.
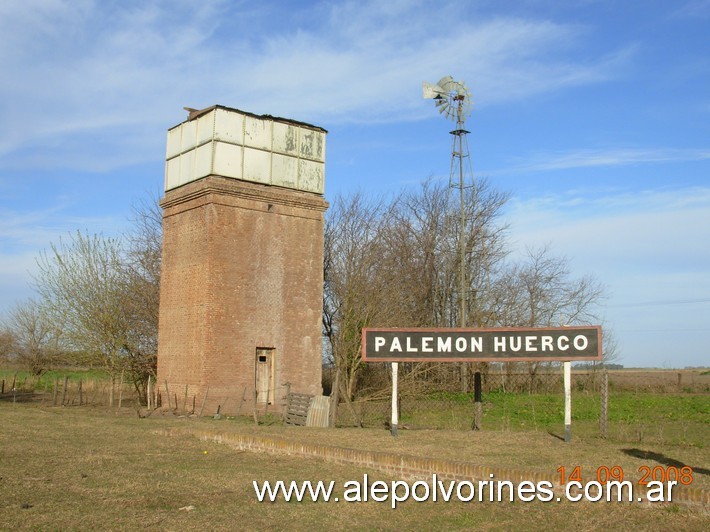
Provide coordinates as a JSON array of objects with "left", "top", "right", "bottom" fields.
[
  {"left": 422, "top": 76, "right": 473, "bottom": 125},
  {"left": 423, "top": 76, "right": 476, "bottom": 391}
]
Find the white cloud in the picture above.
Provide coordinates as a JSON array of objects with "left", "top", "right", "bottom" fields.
[
  {"left": 506, "top": 185, "right": 710, "bottom": 272},
  {"left": 0, "top": 0, "right": 632, "bottom": 172},
  {"left": 0, "top": 200, "right": 124, "bottom": 247},
  {"left": 506, "top": 185, "right": 710, "bottom": 366},
  {"left": 506, "top": 147, "right": 710, "bottom": 173},
  {"left": 672, "top": 0, "right": 710, "bottom": 19}
]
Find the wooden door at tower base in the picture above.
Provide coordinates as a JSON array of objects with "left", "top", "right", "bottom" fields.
[{"left": 255, "top": 348, "right": 274, "bottom": 404}]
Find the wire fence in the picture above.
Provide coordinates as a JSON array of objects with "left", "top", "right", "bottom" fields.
[
  {"left": 332, "top": 369, "right": 710, "bottom": 446},
  {"left": 0, "top": 372, "right": 137, "bottom": 408},
  {"left": 0, "top": 371, "right": 291, "bottom": 420},
  {"left": 3, "top": 367, "right": 708, "bottom": 447}
]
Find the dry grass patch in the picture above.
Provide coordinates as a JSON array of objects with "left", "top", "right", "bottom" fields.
[
  {"left": 186, "top": 415, "right": 709, "bottom": 492},
  {"left": 0, "top": 404, "right": 707, "bottom": 530}
]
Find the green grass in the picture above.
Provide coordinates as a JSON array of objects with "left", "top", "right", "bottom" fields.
[
  {"left": 362, "top": 391, "right": 710, "bottom": 447},
  {"left": 482, "top": 391, "right": 708, "bottom": 424},
  {"left": 0, "top": 368, "right": 111, "bottom": 391}
]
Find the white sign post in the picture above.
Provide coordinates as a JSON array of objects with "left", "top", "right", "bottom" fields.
[
  {"left": 564, "top": 361, "right": 571, "bottom": 443},
  {"left": 362, "top": 327, "right": 601, "bottom": 441},
  {"left": 391, "top": 362, "right": 399, "bottom": 437}
]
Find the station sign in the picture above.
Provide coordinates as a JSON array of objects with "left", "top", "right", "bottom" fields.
[{"left": 362, "top": 326, "right": 602, "bottom": 362}]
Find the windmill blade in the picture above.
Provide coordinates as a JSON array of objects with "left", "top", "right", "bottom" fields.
[
  {"left": 460, "top": 98, "right": 473, "bottom": 120},
  {"left": 435, "top": 98, "right": 451, "bottom": 116},
  {"left": 436, "top": 75, "right": 454, "bottom": 90},
  {"left": 458, "top": 83, "right": 474, "bottom": 120},
  {"left": 438, "top": 77, "right": 459, "bottom": 95},
  {"left": 422, "top": 81, "right": 445, "bottom": 99},
  {"left": 439, "top": 103, "right": 456, "bottom": 120}
]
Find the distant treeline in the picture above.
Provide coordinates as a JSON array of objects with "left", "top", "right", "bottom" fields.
[{"left": 574, "top": 363, "right": 624, "bottom": 370}]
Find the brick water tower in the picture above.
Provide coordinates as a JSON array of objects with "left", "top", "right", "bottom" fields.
[{"left": 157, "top": 105, "right": 327, "bottom": 415}]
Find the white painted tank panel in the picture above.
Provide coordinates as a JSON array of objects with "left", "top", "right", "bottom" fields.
[{"left": 164, "top": 107, "right": 325, "bottom": 194}]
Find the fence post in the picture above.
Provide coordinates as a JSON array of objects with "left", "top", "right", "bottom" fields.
[
  {"left": 61, "top": 375, "right": 69, "bottom": 406},
  {"left": 252, "top": 388, "right": 259, "bottom": 425},
  {"left": 563, "top": 362, "right": 571, "bottom": 443},
  {"left": 390, "top": 362, "right": 399, "bottom": 437},
  {"left": 78, "top": 380, "right": 83, "bottom": 406},
  {"left": 472, "top": 371, "right": 482, "bottom": 431},
  {"left": 237, "top": 386, "right": 247, "bottom": 416},
  {"left": 164, "top": 380, "right": 171, "bottom": 410},
  {"left": 117, "top": 370, "right": 124, "bottom": 409},
  {"left": 329, "top": 366, "right": 340, "bottom": 428},
  {"left": 198, "top": 385, "right": 209, "bottom": 417},
  {"left": 600, "top": 368, "right": 608, "bottom": 439},
  {"left": 147, "top": 376, "right": 152, "bottom": 410}
]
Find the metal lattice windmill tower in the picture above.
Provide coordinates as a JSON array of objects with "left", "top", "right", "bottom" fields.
[{"left": 423, "top": 76, "right": 475, "bottom": 334}]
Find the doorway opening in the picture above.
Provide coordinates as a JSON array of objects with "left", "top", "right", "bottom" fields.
[{"left": 255, "top": 347, "right": 275, "bottom": 404}]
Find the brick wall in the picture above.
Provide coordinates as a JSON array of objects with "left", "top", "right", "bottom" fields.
[{"left": 157, "top": 175, "right": 328, "bottom": 415}]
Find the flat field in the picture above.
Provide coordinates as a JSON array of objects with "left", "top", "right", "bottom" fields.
[{"left": 0, "top": 403, "right": 708, "bottom": 531}]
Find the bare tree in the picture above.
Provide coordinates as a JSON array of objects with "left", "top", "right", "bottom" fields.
[
  {"left": 324, "top": 179, "right": 513, "bottom": 401},
  {"left": 382, "top": 178, "right": 510, "bottom": 330},
  {"left": 0, "top": 328, "right": 17, "bottom": 365},
  {"left": 490, "top": 245, "right": 606, "bottom": 385},
  {"left": 34, "top": 231, "right": 131, "bottom": 405},
  {"left": 383, "top": 179, "right": 456, "bottom": 328},
  {"left": 600, "top": 326, "right": 620, "bottom": 365},
  {"left": 5, "top": 299, "right": 62, "bottom": 375},
  {"left": 121, "top": 197, "right": 162, "bottom": 400},
  {"left": 323, "top": 174, "right": 609, "bottom": 407},
  {"left": 27, "top": 198, "right": 162, "bottom": 405},
  {"left": 509, "top": 245, "right": 605, "bottom": 328},
  {"left": 323, "top": 192, "right": 395, "bottom": 418},
  {"left": 377, "top": 179, "right": 509, "bottom": 390}
]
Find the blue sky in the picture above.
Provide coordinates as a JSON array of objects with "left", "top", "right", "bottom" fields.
[{"left": 1, "top": 0, "right": 708, "bottom": 368}]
